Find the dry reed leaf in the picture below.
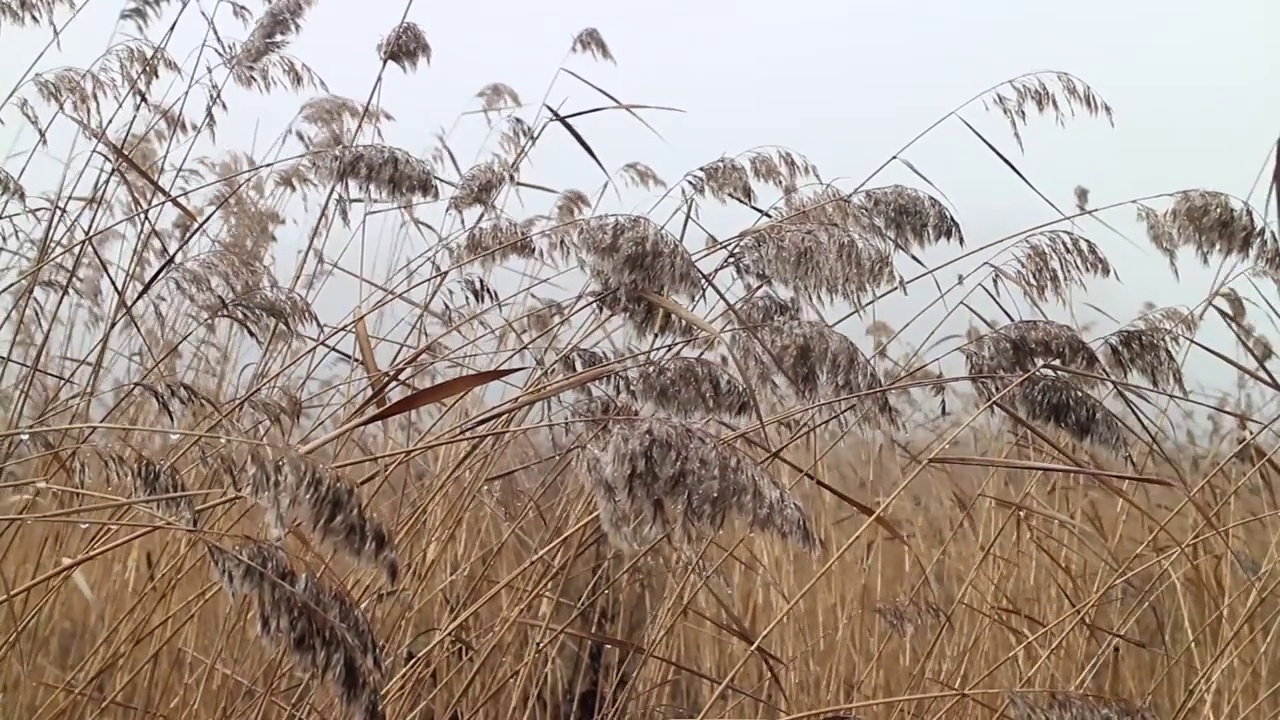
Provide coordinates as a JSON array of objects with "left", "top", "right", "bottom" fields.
[
  {"left": 71, "top": 117, "right": 199, "bottom": 225},
  {"left": 352, "top": 314, "right": 387, "bottom": 410},
  {"left": 957, "top": 114, "right": 1067, "bottom": 222},
  {"left": 559, "top": 67, "right": 677, "bottom": 141},
  {"left": 929, "top": 455, "right": 1172, "bottom": 487},
  {"left": 543, "top": 103, "right": 611, "bottom": 183},
  {"left": 591, "top": 288, "right": 706, "bottom": 340},
  {"left": 636, "top": 291, "right": 720, "bottom": 339},
  {"left": 350, "top": 367, "right": 527, "bottom": 429},
  {"left": 1272, "top": 136, "right": 1280, "bottom": 229},
  {"left": 454, "top": 363, "right": 626, "bottom": 437}
]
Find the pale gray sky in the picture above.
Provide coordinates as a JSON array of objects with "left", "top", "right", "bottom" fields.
[{"left": 2, "top": 0, "right": 1278, "bottom": 399}]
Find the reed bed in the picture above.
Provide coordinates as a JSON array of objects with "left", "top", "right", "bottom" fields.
[{"left": 2, "top": 2, "right": 1279, "bottom": 719}]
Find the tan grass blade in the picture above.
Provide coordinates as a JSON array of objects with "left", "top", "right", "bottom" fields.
[
  {"left": 637, "top": 291, "right": 721, "bottom": 338},
  {"left": 352, "top": 313, "right": 387, "bottom": 409},
  {"left": 69, "top": 116, "right": 199, "bottom": 224},
  {"left": 558, "top": 67, "right": 681, "bottom": 140},
  {"left": 350, "top": 367, "right": 527, "bottom": 429},
  {"left": 543, "top": 102, "right": 610, "bottom": 182},
  {"left": 929, "top": 455, "right": 1175, "bottom": 486},
  {"left": 893, "top": 154, "right": 954, "bottom": 206},
  {"left": 458, "top": 363, "right": 624, "bottom": 434},
  {"left": 957, "top": 114, "right": 1066, "bottom": 220},
  {"left": 1270, "top": 136, "right": 1279, "bottom": 225}
]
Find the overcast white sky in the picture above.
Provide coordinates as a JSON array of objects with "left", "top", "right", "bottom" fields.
[{"left": 2, "top": 0, "right": 1278, "bottom": 398}]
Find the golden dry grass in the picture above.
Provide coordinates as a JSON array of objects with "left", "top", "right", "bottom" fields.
[{"left": 2, "top": 2, "right": 1280, "bottom": 720}]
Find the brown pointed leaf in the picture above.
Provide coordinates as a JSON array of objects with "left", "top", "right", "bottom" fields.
[
  {"left": 927, "top": 456, "right": 1175, "bottom": 484},
  {"left": 351, "top": 367, "right": 527, "bottom": 429},
  {"left": 559, "top": 67, "right": 683, "bottom": 141},
  {"left": 352, "top": 314, "right": 387, "bottom": 409},
  {"left": 957, "top": 114, "right": 1068, "bottom": 218},
  {"left": 957, "top": 114, "right": 1141, "bottom": 256},
  {"left": 892, "top": 154, "right": 956, "bottom": 212},
  {"left": 458, "top": 363, "right": 623, "bottom": 434},
  {"left": 70, "top": 116, "right": 199, "bottom": 224},
  {"left": 543, "top": 103, "right": 610, "bottom": 183},
  {"left": 637, "top": 291, "right": 720, "bottom": 338},
  {"left": 558, "top": 104, "right": 685, "bottom": 124},
  {"left": 1271, "top": 136, "right": 1279, "bottom": 229}
]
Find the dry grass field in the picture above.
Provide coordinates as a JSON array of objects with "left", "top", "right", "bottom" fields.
[{"left": 3, "top": 1, "right": 1280, "bottom": 719}]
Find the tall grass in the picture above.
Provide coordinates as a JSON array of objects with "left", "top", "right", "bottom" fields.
[{"left": 2, "top": 1, "right": 1279, "bottom": 719}]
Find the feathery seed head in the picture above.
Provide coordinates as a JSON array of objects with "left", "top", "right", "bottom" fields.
[
  {"left": 580, "top": 415, "right": 821, "bottom": 553},
  {"left": 570, "top": 28, "right": 615, "bottom": 64},
  {"left": 450, "top": 159, "right": 516, "bottom": 212},
  {"left": 1098, "top": 307, "right": 1195, "bottom": 392},
  {"left": 734, "top": 318, "right": 897, "bottom": 428},
  {"left": 227, "top": 447, "right": 400, "bottom": 584},
  {"left": 1139, "top": 190, "right": 1280, "bottom": 276},
  {"left": 310, "top": 144, "right": 440, "bottom": 204},
  {"left": 982, "top": 72, "right": 1114, "bottom": 151},
  {"left": 875, "top": 594, "right": 946, "bottom": 638},
  {"left": 1010, "top": 375, "right": 1129, "bottom": 459},
  {"left": 963, "top": 320, "right": 1102, "bottom": 382},
  {"left": 997, "top": 230, "right": 1113, "bottom": 305},
  {"left": 232, "top": 0, "right": 317, "bottom": 70},
  {"left": 576, "top": 214, "right": 702, "bottom": 300},
  {"left": 377, "top": 21, "right": 431, "bottom": 73},
  {"left": 207, "top": 541, "right": 387, "bottom": 720},
  {"left": 631, "top": 356, "right": 753, "bottom": 420},
  {"left": 457, "top": 218, "right": 538, "bottom": 268}
]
